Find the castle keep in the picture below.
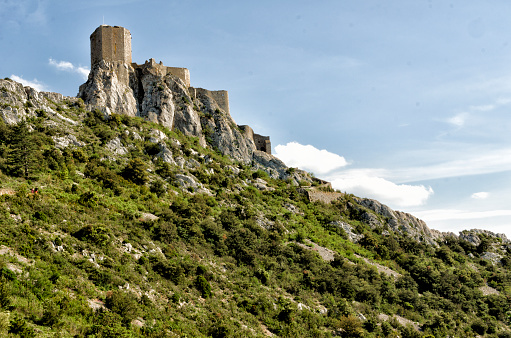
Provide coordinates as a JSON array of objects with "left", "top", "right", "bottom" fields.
[
  {"left": 88, "top": 25, "right": 271, "bottom": 154},
  {"left": 91, "top": 26, "right": 132, "bottom": 67}
]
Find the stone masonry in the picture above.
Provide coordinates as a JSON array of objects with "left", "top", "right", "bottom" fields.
[
  {"left": 238, "top": 125, "right": 271, "bottom": 154},
  {"left": 91, "top": 25, "right": 132, "bottom": 67},
  {"left": 87, "top": 25, "right": 272, "bottom": 154}
]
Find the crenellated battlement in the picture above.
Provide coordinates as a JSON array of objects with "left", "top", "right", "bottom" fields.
[{"left": 132, "top": 58, "right": 191, "bottom": 87}]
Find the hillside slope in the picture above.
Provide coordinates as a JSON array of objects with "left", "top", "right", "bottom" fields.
[{"left": 0, "top": 78, "right": 510, "bottom": 337}]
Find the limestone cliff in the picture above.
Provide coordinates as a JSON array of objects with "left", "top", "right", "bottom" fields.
[
  {"left": 0, "top": 78, "right": 80, "bottom": 126},
  {"left": 77, "top": 60, "right": 272, "bottom": 167},
  {"left": 352, "top": 197, "right": 443, "bottom": 246}
]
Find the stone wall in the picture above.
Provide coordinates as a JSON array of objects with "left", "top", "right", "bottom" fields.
[
  {"left": 190, "top": 88, "right": 230, "bottom": 115},
  {"left": 239, "top": 125, "right": 254, "bottom": 141},
  {"left": 253, "top": 134, "right": 271, "bottom": 154},
  {"left": 238, "top": 125, "right": 271, "bottom": 154},
  {"left": 167, "top": 67, "right": 190, "bottom": 87},
  {"left": 91, "top": 25, "right": 132, "bottom": 68},
  {"left": 210, "top": 90, "right": 229, "bottom": 115},
  {"left": 131, "top": 59, "right": 191, "bottom": 87},
  {"left": 305, "top": 190, "right": 344, "bottom": 204}
]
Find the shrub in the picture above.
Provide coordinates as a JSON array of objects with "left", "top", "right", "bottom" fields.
[
  {"left": 338, "top": 315, "right": 363, "bottom": 337},
  {"left": 78, "top": 191, "right": 99, "bottom": 208},
  {"left": 150, "top": 180, "right": 166, "bottom": 197},
  {"left": 9, "top": 315, "right": 35, "bottom": 337},
  {"left": 122, "top": 158, "right": 149, "bottom": 185},
  {"left": 90, "top": 310, "right": 133, "bottom": 337},
  {"left": 105, "top": 290, "right": 139, "bottom": 326},
  {"left": 196, "top": 275, "right": 212, "bottom": 298},
  {"left": 471, "top": 319, "right": 488, "bottom": 335}
]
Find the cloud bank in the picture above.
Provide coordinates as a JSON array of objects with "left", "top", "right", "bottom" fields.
[
  {"left": 330, "top": 173, "right": 434, "bottom": 207},
  {"left": 471, "top": 192, "right": 489, "bottom": 200},
  {"left": 413, "top": 209, "right": 511, "bottom": 221},
  {"left": 274, "top": 142, "right": 348, "bottom": 175},
  {"left": 274, "top": 141, "right": 434, "bottom": 207},
  {"left": 49, "top": 59, "right": 89, "bottom": 80},
  {"left": 10, "top": 75, "right": 48, "bottom": 92}
]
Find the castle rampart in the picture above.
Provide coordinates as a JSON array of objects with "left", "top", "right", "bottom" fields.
[
  {"left": 90, "top": 25, "right": 132, "bottom": 68},
  {"left": 189, "top": 88, "right": 230, "bottom": 115},
  {"left": 239, "top": 125, "right": 271, "bottom": 154},
  {"left": 132, "top": 58, "right": 190, "bottom": 87}
]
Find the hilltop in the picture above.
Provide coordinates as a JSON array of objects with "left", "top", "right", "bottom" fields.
[{"left": 0, "top": 25, "right": 510, "bottom": 337}]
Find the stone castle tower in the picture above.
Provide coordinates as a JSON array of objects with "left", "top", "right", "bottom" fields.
[
  {"left": 90, "top": 25, "right": 132, "bottom": 68},
  {"left": 83, "top": 25, "right": 271, "bottom": 154}
]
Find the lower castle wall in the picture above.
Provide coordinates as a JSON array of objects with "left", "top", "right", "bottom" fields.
[
  {"left": 210, "top": 90, "right": 229, "bottom": 115},
  {"left": 190, "top": 88, "right": 230, "bottom": 115},
  {"left": 305, "top": 190, "right": 344, "bottom": 204},
  {"left": 166, "top": 67, "right": 190, "bottom": 87},
  {"left": 253, "top": 134, "right": 271, "bottom": 154},
  {"left": 132, "top": 59, "right": 190, "bottom": 87}
]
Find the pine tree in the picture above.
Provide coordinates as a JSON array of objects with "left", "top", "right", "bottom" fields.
[{"left": 7, "top": 121, "right": 36, "bottom": 179}]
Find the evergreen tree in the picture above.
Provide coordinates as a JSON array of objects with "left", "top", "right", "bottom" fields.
[{"left": 7, "top": 121, "right": 36, "bottom": 179}]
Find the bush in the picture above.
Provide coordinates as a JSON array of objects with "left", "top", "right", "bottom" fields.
[
  {"left": 105, "top": 290, "right": 139, "bottom": 325},
  {"left": 9, "top": 315, "right": 35, "bottom": 337},
  {"left": 150, "top": 180, "right": 166, "bottom": 197},
  {"left": 196, "top": 275, "right": 212, "bottom": 298},
  {"left": 123, "top": 158, "right": 149, "bottom": 185},
  {"left": 338, "top": 315, "right": 363, "bottom": 337},
  {"left": 90, "top": 310, "right": 133, "bottom": 337}
]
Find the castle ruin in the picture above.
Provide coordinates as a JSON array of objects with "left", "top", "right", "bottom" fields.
[{"left": 88, "top": 25, "right": 270, "bottom": 154}]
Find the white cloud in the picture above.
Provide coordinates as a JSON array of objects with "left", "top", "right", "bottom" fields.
[
  {"left": 49, "top": 58, "right": 89, "bottom": 80},
  {"left": 446, "top": 112, "right": 468, "bottom": 127},
  {"left": 49, "top": 59, "right": 74, "bottom": 71},
  {"left": 469, "top": 97, "right": 511, "bottom": 112},
  {"left": 275, "top": 142, "right": 433, "bottom": 207},
  {"left": 469, "top": 104, "right": 495, "bottom": 112},
  {"left": 274, "top": 142, "right": 348, "bottom": 175},
  {"left": 10, "top": 75, "right": 48, "bottom": 92},
  {"left": 76, "top": 66, "right": 90, "bottom": 79},
  {"left": 471, "top": 191, "right": 489, "bottom": 199},
  {"left": 330, "top": 173, "right": 434, "bottom": 207},
  {"left": 380, "top": 147, "right": 511, "bottom": 183},
  {"left": 413, "top": 208, "right": 511, "bottom": 221}
]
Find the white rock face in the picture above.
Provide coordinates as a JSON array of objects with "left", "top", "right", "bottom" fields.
[
  {"left": 354, "top": 197, "right": 442, "bottom": 246},
  {"left": 155, "top": 144, "right": 175, "bottom": 164},
  {"left": 78, "top": 61, "right": 138, "bottom": 116},
  {"left": 148, "top": 129, "right": 167, "bottom": 143},
  {"left": 53, "top": 134, "right": 85, "bottom": 149},
  {"left": 77, "top": 60, "right": 288, "bottom": 165},
  {"left": 0, "top": 78, "right": 82, "bottom": 126},
  {"left": 105, "top": 137, "right": 128, "bottom": 155}
]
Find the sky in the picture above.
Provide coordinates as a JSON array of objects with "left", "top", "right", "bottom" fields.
[{"left": 1, "top": 0, "right": 511, "bottom": 238}]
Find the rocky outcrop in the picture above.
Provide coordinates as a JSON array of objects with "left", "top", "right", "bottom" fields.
[
  {"left": 78, "top": 60, "right": 282, "bottom": 164},
  {"left": 459, "top": 229, "right": 510, "bottom": 246},
  {"left": 0, "top": 78, "right": 80, "bottom": 126},
  {"left": 353, "top": 197, "right": 442, "bottom": 246},
  {"left": 252, "top": 150, "right": 288, "bottom": 179},
  {"left": 78, "top": 61, "right": 137, "bottom": 117}
]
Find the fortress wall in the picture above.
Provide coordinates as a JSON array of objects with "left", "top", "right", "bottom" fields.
[
  {"left": 210, "top": 90, "right": 229, "bottom": 115},
  {"left": 238, "top": 125, "right": 255, "bottom": 141},
  {"left": 91, "top": 25, "right": 131, "bottom": 68},
  {"left": 192, "top": 88, "right": 230, "bottom": 115},
  {"left": 166, "top": 67, "right": 190, "bottom": 87},
  {"left": 253, "top": 134, "right": 271, "bottom": 154},
  {"left": 306, "top": 190, "right": 344, "bottom": 204}
]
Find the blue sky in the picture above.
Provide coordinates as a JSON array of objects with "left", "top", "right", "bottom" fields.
[{"left": 2, "top": 0, "right": 511, "bottom": 238}]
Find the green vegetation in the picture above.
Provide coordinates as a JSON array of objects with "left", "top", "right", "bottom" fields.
[{"left": 0, "top": 101, "right": 510, "bottom": 337}]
